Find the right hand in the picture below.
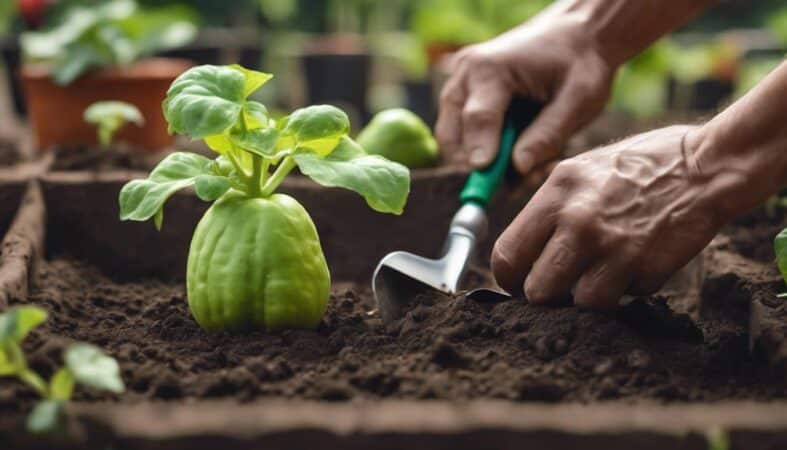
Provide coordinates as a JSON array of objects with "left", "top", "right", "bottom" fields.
[{"left": 436, "top": 13, "right": 617, "bottom": 186}]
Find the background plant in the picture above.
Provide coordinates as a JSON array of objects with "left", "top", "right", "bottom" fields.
[
  {"left": 83, "top": 100, "right": 144, "bottom": 146},
  {"left": 20, "top": 0, "right": 198, "bottom": 85},
  {"left": 0, "top": 306, "right": 125, "bottom": 434}
]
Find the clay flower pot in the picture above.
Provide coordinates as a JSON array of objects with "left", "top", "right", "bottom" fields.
[{"left": 20, "top": 58, "right": 192, "bottom": 152}]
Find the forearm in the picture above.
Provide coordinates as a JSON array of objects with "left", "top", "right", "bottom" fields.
[
  {"left": 530, "top": 0, "right": 717, "bottom": 67},
  {"left": 690, "top": 60, "right": 787, "bottom": 221}
]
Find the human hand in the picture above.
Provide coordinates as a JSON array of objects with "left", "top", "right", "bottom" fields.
[
  {"left": 435, "top": 13, "right": 616, "bottom": 186},
  {"left": 490, "top": 125, "right": 723, "bottom": 308}
]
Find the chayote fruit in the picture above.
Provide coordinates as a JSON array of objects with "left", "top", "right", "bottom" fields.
[
  {"left": 186, "top": 190, "right": 330, "bottom": 332},
  {"left": 357, "top": 108, "right": 439, "bottom": 169}
]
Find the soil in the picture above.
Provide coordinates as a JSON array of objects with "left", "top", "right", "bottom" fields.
[
  {"left": 1, "top": 210, "right": 785, "bottom": 417},
  {"left": 50, "top": 146, "right": 165, "bottom": 172}
]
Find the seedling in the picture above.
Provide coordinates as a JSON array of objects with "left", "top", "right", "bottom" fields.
[
  {"left": 0, "top": 306, "right": 125, "bottom": 434},
  {"left": 84, "top": 101, "right": 145, "bottom": 146},
  {"left": 119, "top": 64, "right": 410, "bottom": 332},
  {"left": 20, "top": 0, "right": 197, "bottom": 84},
  {"left": 774, "top": 227, "right": 787, "bottom": 298}
]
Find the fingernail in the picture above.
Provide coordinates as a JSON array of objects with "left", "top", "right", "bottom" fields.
[
  {"left": 470, "top": 148, "right": 490, "bottom": 167},
  {"left": 514, "top": 151, "right": 535, "bottom": 174}
]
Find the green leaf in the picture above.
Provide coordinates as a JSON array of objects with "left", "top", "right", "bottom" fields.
[
  {"left": 0, "top": 348, "right": 15, "bottom": 375},
  {"left": 119, "top": 152, "right": 230, "bottom": 225},
  {"left": 0, "top": 306, "right": 48, "bottom": 345},
  {"left": 163, "top": 65, "right": 247, "bottom": 138},
  {"left": 229, "top": 65, "right": 273, "bottom": 98},
  {"left": 230, "top": 127, "right": 279, "bottom": 158},
  {"left": 243, "top": 101, "right": 271, "bottom": 128},
  {"left": 50, "top": 368, "right": 75, "bottom": 400},
  {"left": 775, "top": 227, "right": 787, "bottom": 283},
  {"left": 294, "top": 137, "right": 410, "bottom": 214},
  {"left": 194, "top": 175, "right": 232, "bottom": 201},
  {"left": 284, "top": 105, "right": 350, "bottom": 155},
  {"left": 26, "top": 400, "right": 66, "bottom": 434},
  {"left": 65, "top": 343, "right": 125, "bottom": 394}
]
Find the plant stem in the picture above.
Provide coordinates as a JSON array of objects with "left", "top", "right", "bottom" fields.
[
  {"left": 260, "top": 156, "right": 296, "bottom": 197},
  {"left": 19, "top": 369, "right": 48, "bottom": 398},
  {"left": 250, "top": 154, "right": 262, "bottom": 197},
  {"left": 260, "top": 159, "right": 270, "bottom": 185}
]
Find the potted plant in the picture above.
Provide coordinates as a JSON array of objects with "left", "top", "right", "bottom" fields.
[
  {"left": 119, "top": 64, "right": 410, "bottom": 331},
  {"left": 18, "top": 0, "right": 197, "bottom": 151}
]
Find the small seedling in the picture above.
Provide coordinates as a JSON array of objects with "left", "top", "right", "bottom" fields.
[
  {"left": 84, "top": 101, "right": 145, "bottom": 146},
  {"left": 0, "top": 306, "right": 124, "bottom": 434},
  {"left": 119, "top": 64, "right": 410, "bottom": 332}
]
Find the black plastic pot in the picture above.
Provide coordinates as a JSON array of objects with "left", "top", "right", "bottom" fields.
[
  {"left": 302, "top": 50, "right": 371, "bottom": 125},
  {"left": 0, "top": 36, "right": 25, "bottom": 117},
  {"left": 667, "top": 77, "right": 734, "bottom": 112},
  {"left": 404, "top": 79, "right": 435, "bottom": 127}
]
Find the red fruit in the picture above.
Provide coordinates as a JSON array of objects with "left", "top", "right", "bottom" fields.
[{"left": 18, "top": 0, "right": 49, "bottom": 28}]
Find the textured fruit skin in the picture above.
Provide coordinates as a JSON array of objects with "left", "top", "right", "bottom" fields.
[
  {"left": 357, "top": 108, "right": 439, "bottom": 169},
  {"left": 187, "top": 191, "right": 330, "bottom": 332}
]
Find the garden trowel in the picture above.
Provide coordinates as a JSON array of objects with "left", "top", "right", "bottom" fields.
[{"left": 372, "top": 98, "right": 541, "bottom": 323}]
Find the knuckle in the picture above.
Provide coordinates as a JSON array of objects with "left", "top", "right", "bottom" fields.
[
  {"left": 548, "top": 160, "right": 581, "bottom": 187},
  {"left": 439, "top": 86, "right": 465, "bottom": 107},
  {"left": 462, "top": 105, "right": 499, "bottom": 126},
  {"left": 560, "top": 204, "right": 598, "bottom": 237},
  {"left": 491, "top": 242, "right": 524, "bottom": 296}
]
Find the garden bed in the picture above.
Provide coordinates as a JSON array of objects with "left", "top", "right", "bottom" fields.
[{"left": 0, "top": 167, "right": 786, "bottom": 449}]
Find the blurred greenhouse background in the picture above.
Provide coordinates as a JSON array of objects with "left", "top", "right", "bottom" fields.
[{"left": 1, "top": 0, "right": 786, "bottom": 133}]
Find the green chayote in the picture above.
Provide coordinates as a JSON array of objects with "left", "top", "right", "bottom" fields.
[
  {"left": 119, "top": 64, "right": 411, "bottom": 332},
  {"left": 357, "top": 108, "right": 439, "bottom": 169}
]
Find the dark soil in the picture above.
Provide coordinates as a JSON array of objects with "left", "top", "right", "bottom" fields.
[
  {"left": 1, "top": 214, "right": 786, "bottom": 415},
  {"left": 50, "top": 145, "right": 163, "bottom": 172}
]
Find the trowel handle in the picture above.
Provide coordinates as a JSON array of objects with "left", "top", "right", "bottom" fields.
[{"left": 459, "top": 98, "right": 542, "bottom": 207}]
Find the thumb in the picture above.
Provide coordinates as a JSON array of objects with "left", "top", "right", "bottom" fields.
[{"left": 512, "top": 77, "right": 604, "bottom": 175}]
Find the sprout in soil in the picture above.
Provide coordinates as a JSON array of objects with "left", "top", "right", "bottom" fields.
[
  {"left": 0, "top": 306, "right": 125, "bottom": 434},
  {"left": 119, "top": 64, "right": 411, "bottom": 332},
  {"left": 84, "top": 101, "right": 145, "bottom": 147}
]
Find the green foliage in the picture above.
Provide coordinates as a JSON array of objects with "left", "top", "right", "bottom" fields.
[
  {"left": 119, "top": 64, "right": 411, "bottom": 332},
  {"left": 83, "top": 101, "right": 144, "bottom": 146},
  {"left": 0, "top": 306, "right": 124, "bottom": 434},
  {"left": 410, "top": 0, "right": 552, "bottom": 46},
  {"left": 767, "top": 7, "right": 787, "bottom": 46},
  {"left": 735, "top": 57, "right": 784, "bottom": 99},
  {"left": 20, "top": 0, "right": 197, "bottom": 85},
  {"left": 123, "top": 64, "right": 410, "bottom": 229},
  {"left": 774, "top": 227, "right": 787, "bottom": 289}
]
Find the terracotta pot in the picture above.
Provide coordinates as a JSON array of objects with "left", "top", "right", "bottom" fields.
[{"left": 20, "top": 58, "right": 192, "bottom": 152}]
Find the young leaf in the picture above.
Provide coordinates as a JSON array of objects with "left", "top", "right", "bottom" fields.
[
  {"left": 119, "top": 152, "right": 231, "bottom": 224},
  {"left": 775, "top": 227, "right": 787, "bottom": 282},
  {"left": 230, "top": 127, "right": 280, "bottom": 158},
  {"left": 50, "top": 368, "right": 75, "bottom": 400},
  {"left": 0, "top": 306, "right": 48, "bottom": 345},
  {"left": 284, "top": 105, "right": 350, "bottom": 155},
  {"left": 26, "top": 400, "right": 66, "bottom": 434},
  {"left": 0, "top": 349, "right": 15, "bottom": 375},
  {"left": 84, "top": 101, "right": 145, "bottom": 146},
  {"left": 164, "top": 65, "right": 247, "bottom": 138},
  {"left": 163, "top": 65, "right": 273, "bottom": 139},
  {"left": 65, "top": 343, "right": 125, "bottom": 394},
  {"left": 243, "top": 101, "right": 271, "bottom": 128},
  {"left": 229, "top": 65, "right": 273, "bottom": 98},
  {"left": 294, "top": 137, "right": 410, "bottom": 214}
]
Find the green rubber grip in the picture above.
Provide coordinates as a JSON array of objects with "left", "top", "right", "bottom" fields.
[{"left": 459, "top": 98, "right": 542, "bottom": 207}]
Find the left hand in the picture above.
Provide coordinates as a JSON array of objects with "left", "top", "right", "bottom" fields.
[{"left": 491, "top": 125, "right": 722, "bottom": 308}]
